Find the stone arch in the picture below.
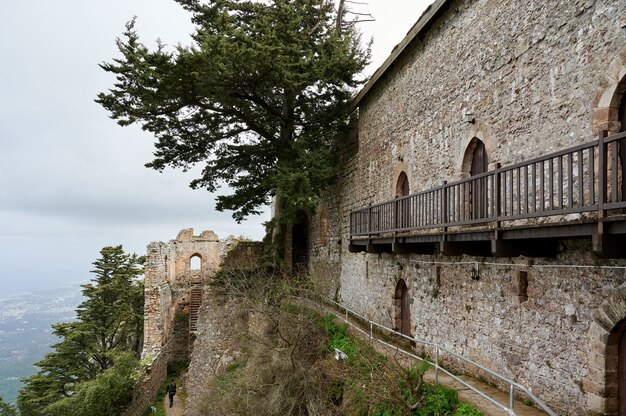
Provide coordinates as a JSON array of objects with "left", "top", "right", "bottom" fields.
[
  {"left": 190, "top": 254, "right": 202, "bottom": 271},
  {"left": 593, "top": 48, "right": 626, "bottom": 203},
  {"left": 587, "top": 286, "right": 626, "bottom": 413},
  {"left": 592, "top": 46, "right": 626, "bottom": 135},
  {"left": 394, "top": 279, "right": 411, "bottom": 336}
]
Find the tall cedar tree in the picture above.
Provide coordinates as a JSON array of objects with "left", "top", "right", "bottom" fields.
[
  {"left": 17, "top": 246, "right": 144, "bottom": 416},
  {"left": 96, "top": 0, "right": 369, "bottom": 238},
  {"left": 0, "top": 398, "right": 17, "bottom": 416}
]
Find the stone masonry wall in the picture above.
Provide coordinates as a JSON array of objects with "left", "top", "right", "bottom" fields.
[{"left": 309, "top": 1, "right": 626, "bottom": 414}]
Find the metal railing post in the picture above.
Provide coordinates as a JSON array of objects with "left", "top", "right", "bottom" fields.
[
  {"left": 435, "top": 345, "right": 439, "bottom": 384},
  {"left": 369, "top": 321, "right": 373, "bottom": 343},
  {"left": 509, "top": 384, "right": 515, "bottom": 413}
]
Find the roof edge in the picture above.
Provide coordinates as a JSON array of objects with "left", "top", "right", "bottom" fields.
[{"left": 348, "top": 0, "right": 452, "bottom": 114}]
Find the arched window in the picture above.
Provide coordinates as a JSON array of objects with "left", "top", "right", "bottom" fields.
[{"left": 190, "top": 254, "right": 201, "bottom": 272}]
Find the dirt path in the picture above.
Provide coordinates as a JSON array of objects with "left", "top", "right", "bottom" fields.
[{"left": 163, "top": 393, "right": 185, "bottom": 416}]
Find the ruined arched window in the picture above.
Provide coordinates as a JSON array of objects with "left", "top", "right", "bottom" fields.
[{"left": 190, "top": 254, "right": 201, "bottom": 272}]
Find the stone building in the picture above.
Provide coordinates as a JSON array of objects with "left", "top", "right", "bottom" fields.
[
  {"left": 142, "top": 228, "right": 220, "bottom": 359},
  {"left": 307, "top": 1, "right": 626, "bottom": 414}
]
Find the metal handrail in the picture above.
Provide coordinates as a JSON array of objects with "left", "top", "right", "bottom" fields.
[{"left": 303, "top": 291, "right": 556, "bottom": 416}]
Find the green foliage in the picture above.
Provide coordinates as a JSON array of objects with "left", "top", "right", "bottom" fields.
[
  {"left": 167, "top": 359, "right": 190, "bottom": 378},
  {"left": 43, "top": 352, "right": 139, "bottom": 416},
  {"left": 18, "top": 246, "right": 144, "bottom": 416},
  {"left": 0, "top": 397, "right": 17, "bottom": 416},
  {"left": 414, "top": 384, "right": 457, "bottom": 416},
  {"left": 454, "top": 403, "right": 484, "bottom": 416},
  {"left": 96, "top": 0, "right": 369, "bottom": 225}
]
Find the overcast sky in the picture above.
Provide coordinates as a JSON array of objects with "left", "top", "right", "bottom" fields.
[{"left": 0, "top": 0, "right": 431, "bottom": 296}]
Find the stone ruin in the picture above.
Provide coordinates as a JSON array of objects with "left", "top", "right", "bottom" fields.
[{"left": 141, "top": 228, "right": 220, "bottom": 359}]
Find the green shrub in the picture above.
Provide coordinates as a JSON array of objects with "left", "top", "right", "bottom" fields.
[
  {"left": 414, "top": 384, "right": 458, "bottom": 416},
  {"left": 455, "top": 402, "right": 484, "bottom": 416}
]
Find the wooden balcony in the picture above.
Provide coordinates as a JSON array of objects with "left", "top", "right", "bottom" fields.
[{"left": 349, "top": 131, "right": 626, "bottom": 258}]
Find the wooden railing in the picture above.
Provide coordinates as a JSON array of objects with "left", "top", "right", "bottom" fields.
[{"left": 350, "top": 131, "right": 626, "bottom": 237}]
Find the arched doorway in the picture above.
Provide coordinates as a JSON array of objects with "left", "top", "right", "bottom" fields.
[
  {"left": 463, "top": 138, "right": 488, "bottom": 220},
  {"left": 605, "top": 318, "right": 626, "bottom": 414},
  {"left": 608, "top": 318, "right": 626, "bottom": 414},
  {"left": 395, "top": 172, "right": 410, "bottom": 229},
  {"left": 394, "top": 279, "right": 411, "bottom": 337},
  {"left": 618, "top": 93, "right": 626, "bottom": 202},
  {"left": 396, "top": 172, "right": 410, "bottom": 197}
]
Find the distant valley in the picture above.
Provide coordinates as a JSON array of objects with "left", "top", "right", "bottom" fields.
[{"left": 0, "top": 285, "right": 84, "bottom": 404}]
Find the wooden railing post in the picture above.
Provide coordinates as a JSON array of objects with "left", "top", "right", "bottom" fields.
[
  {"left": 594, "top": 130, "right": 608, "bottom": 255},
  {"left": 442, "top": 181, "right": 448, "bottom": 231},
  {"left": 599, "top": 130, "right": 607, "bottom": 210},
  {"left": 494, "top": 163, "right": 502, "bottom": 220}
]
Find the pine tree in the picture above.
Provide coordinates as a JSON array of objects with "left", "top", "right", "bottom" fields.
[
  {"left": 17, "top": 246, "right": 144, "bottom": 416},
  {"left": 96, "top": 0, "right": 369, "bottom": 243}
]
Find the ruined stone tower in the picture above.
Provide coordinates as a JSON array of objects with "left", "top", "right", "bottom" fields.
[{"left": 142, "top": 228, "right": 220, "bottom": 359}]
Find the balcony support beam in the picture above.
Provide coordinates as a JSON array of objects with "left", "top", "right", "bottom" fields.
[
  {"left": 392, "top": 242, "right": 436, "bottom": 255},
  {"left": 366, "top": 243, "right": 390, "bottom": 254},
  {"left": 592, "top": 234, "right": 626, "bottom": 259},
  {"left": 440, "top": 241, "right": 491, "bottom": 257},
  {"left": 491, "top": 239, "right": 558, "bottom": 258}
]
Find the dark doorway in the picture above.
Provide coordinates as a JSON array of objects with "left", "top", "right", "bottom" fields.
[
  {"left": 394, "top": 279, "right": 411, "bottom": 337},
  {"left": 395, "top": 172, "right": 410, "bottom": 230},
  {"left": 618, "top": 93, "right": 626, "bottom": 202},
  {"left": 607, "top": 317, "right": 626, "bottom": 413},
  {"left": 620, "top": 329, "right": 626, "bottom": 415},
  {"left": 291, "top": 213, "right": 309, "bottom": 273},
  {"left": 469, "top": 139, "right": 488, "bottom": 220}
]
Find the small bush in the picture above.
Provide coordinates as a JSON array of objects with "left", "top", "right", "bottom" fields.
[
  {"left": 414, "top": 384, "right": 457, "bottom": 415},
  {"left": 455, "top": 402, "right": 483, "bottom": 416}
]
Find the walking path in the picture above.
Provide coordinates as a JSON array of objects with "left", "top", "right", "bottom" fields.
[{"left": 163, "top": 393, "right": 185, "bottom": 416}]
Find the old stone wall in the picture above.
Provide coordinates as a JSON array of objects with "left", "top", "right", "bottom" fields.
[
  {"left": 336, "top": 243, "right": 626, "bottom": 414},
  {"left": 309, "top": 0, "right": 626, "bottom": 414},
  {"left": 220, "top": 240, "right": 264, "bottom": 270}
]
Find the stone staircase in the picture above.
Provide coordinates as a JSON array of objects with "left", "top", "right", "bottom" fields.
[{"left": 189, "top": 284, "right": 203, "bottom": 333}]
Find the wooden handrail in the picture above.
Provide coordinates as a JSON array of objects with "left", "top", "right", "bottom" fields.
[{"left": 351, "top": 131, "right": 626, "bottom": 237}]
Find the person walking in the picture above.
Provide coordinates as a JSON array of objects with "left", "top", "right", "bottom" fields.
[{"left": 165, "top": 380, "right": 177, "bottom": 408}]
